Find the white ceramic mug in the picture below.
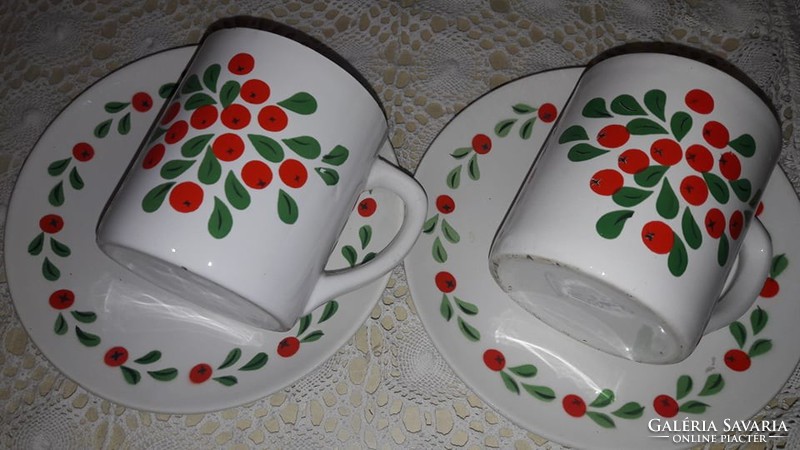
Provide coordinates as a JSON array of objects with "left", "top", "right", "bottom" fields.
[
  {"left": 489, "top": 51, "right": 780, "bottom": 364},
  {"left": 97, "top": 27, "right": 427, "bottom": 331}
]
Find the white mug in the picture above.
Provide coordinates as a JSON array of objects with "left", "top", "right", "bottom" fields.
[
  {"left": 97, "top": 26, "right": 427, "bottom": 331},
  {"left": 489, "top": 51, "right": 780, "bottom": 364}
]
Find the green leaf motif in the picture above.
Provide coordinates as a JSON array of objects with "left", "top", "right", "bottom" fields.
[
  {"left": 94, "top": 119, "right": 112, "bottom": 138},
  {"left": 718, "top": 233, "right": 729, "bottom": 266},
  {"left": 495, "top": 119, "right": 516, "bottom": 137},
  {"left": 104, "top": 101, "right": 130, "bottom": 113},
  {"left": 148, "top": 368, "right": 179, "bottom": 381},
  {"left": 440, "top": 294, "right": 453, "bottom": 321},
  {"left": 359, "top": 225, "right": 372, "bottom": 249},
  {"left": 590, "top": 389, "right": 615, "bottom": 408},
  {"left": 668, "top": 233, "right": 688, "bottom": 277},
  {"left": 698, "top": 374, "right": 724, "bottom": 396},
  {"left": 432, "top": 236, "right": 447, "bottom": 263},
  {"left": 612, "top": 402, "right": 645, "bottom": 419},
  {"left": 703, "top": 172, "right": 730, "bottom": 204},
  {"left": 71, "top": 311, "right": 97, "bottom": 324},
  {"left": 679, "top": 400, "right": 708, "bottom": 414},
  {"left": 670, "top": 111, "right": 692, "bottom": 142},
  {"left": 225, "top": 171, "right": 251, "bottom": 210},
  {"left": 522, "top": 384, "right": 555, "bottom": 401},
  {"left": 239, "top": 352, "right": 269, "bottom": 371},
  {"left": 676, "top": 374, "right": 693, "bottom": 400},
  {"left": 610, "top": 94, "right": 646, "bottom": 115},
  {"left": 595, "top": 210, "right": 634, "bottom": 239},
  {"left": 508, "top": 364, "right": 537, "bottom": 378},
  {"left": 342, "top": 245, "right": 357, "bottom": 267},
  {"left": 322, "top": 145, "right": 349, "bottom": 166},
  {"left": 277, "top": 190, "right": 299, "bottom": 225},
  {"left": 467, "top": 155, "right": 480, "bottom": 180},
  {"left": 28, "top": 233, "right": 44, "bottom": 255},
  {"left": 314, "top": 167, "right": 339, "bottom": 186},
  {"left": 512, "top": 103, "right": 536, "bottom": 114},
  {"left": 644, "top": 89, "right": 667, "bottom": 121},
  {"left": 42, "top": 257, "right": 60, "bottom": 281},
  {"left": 519, "top": 117, "right": 536, "bottom": 139},
  {"left": 627, "top": 118, "right": 668, "bottom": 135},
  {"left": 50, "top": 238, "right": 71, "bottom": 257},
  {"left": 748, "top": 339, "right": 772, "bottom": 357},
  {"left": 612, "top": 187, "right": 653, "bottom": 208},
  {"left": 301, "top": 330, "right": 324, "bottom": 343},
  {"left": 441, "top": 219, "right": 460, "bottom": 244},
  {"left": 220, "top": 80, "right": 241, "bottom": 108},
  {"left": 297, "top": 315, "right": 312, "bottom": 336},
  {"left": 158, "top": 82, "right": 177, "bottom": 99},
  {"left": 283, "top": 136, "right": 321, "bottom": 159},
  {"left": 559, "top": 125, "right": 589, "bottom": 144},
  {"left": 49, "top": 182, "right": 65, "bottom": 206},
  {"left": 118, "top": 112, "right": 131, "bottom": 135},
  {"left": 319, "top": 301, "right": 339, "bottom": 323},
  {"left": 214, "top": 375, "right": 238, "bottom": 386},
  {"left": 730, "top": 178, "right": 752, "bottom": 203},
  {"left": 198, "top": 147, "right": 222, "bottom": 185},
  {"left": 278, "top": 92, "right": 318, "bottom": 115},
  {"left": 500, "top": 371, "right": 520, "bottom": 394},
  {"left": 453, "top": 297, "right": 478, "bottom": 316},
  {"left": 134, "top": 350, "right": 162, "bottom": 364},
  {"left": 751, "top": 307, "right": 768, "bottom": 335},
  {"left": 182, "top": 134, "right": 214, "bottom": 158},
  {"left": 68, "top": 167, "right": 84, "bottom": 190},
  {"left": 681, "top": 207, "right": 702, "bottom": 250},
  {"left": 729, "top": 321, "right": 747, "bottom": 349},
  {"left": 446, "top": 166, "right": 461, "bottom": 189},
  {"left": 582, "top": 97, "right": 612, "bottom": 118},
  {"left": 586, "top": 412, "right": 615, "bottom": 429},
  {"left": 633, "top": 165, "right": 668, "bottom": 188},
  {"left": 457, "top": 317, "right": 481, "bottom": 341},
  {"left": 181, "top": 74, "right": 203, "bottom": 94},
  {"left": 75, "top": 326, "right": 101, "bottom": 347},
  {"left": 54, "top": 313, "right": 68, "bottom": 335},
  {"left": 450, "top": 147, "right": 472, "bottom": 159},
  {"left": 203, "top": 63, "right": 221, "bottom": 92},
  {"left": 160, "top": 159, "right": 196, "bottom": 180},
  {"left": 567, "top": 143, "right": 608, "bottom": 162},
  {"left": 248, "top": 134, "right": 284, "bottom": 163},
  {"left": 208, "top": 197, "right": 233, "bottom": 239},
  {"left": 770, "top": 254, "right": 788, "bottom": 278},
  {"left": 729, "top": 134, "right": 756, "bottom": 157},
  {"left": 121, "top": 366, "right": 141, "bottom": 385},
  {"left": 218, "top": 348, "right": 242, "bottom": 370},
  {"left": 423, "top": 214, "right": 438, "bottom": 234},
  {"left": 656, "top": 178, "right": 679, "bottom": 219},
  {"left": 142, "top": 182, "right": 176, "bottom": 213},
  {"left": 184, "top": 93, "right": 216, "bottom": 111},
  {"left": 48, "top": 158, "right": 71, "bottom": 176}
]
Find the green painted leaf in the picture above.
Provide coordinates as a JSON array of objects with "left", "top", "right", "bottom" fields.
[
  {"left": 500, "top": 371, "right": 520, "bottom": 394},
  {"left": 75, "top": 326, "right": 101, "bottom": 347},
  {"left": 698, "top": 373, "right": 724, "bottom": 396},
  {"left": 319, "top": 301, "right": 339, "bottom": 323},
  {"left": 423, "top": 214, "right": 439, "bottom": 234},
  {"left": 670, "top": 111, "right": 692, "bottom": 142},
  {"left": 441, "top": 219, "right": 460, "bottom": 244},
  {"left": 94, "top": 119, "right": 112, "bottom": 138},
  {"left": 495, "top": 119, "right": 516, "bottom": 137},
  {"left": 28, "top": 233, "right": 44, "bottom": 255},
  {"left": 70, "top": 311, "right": 96, "bottom": 323},
  {"left": 519, "top": 117, "right": 536, "bottom": 139},
  {"left": 681, "top": 207, "right": 702, "bottom": 250},
  {"left": 42, "top": 257, "right": 60, "bottom": 281},
  {"left": 48, "top": 158, "right": 71, "bottom": 176},
  {"left": 182, "top": 134, "right": 214, "bottom": 158},
  {"left": 440, "top": 294, "right": 453, "bottom": 321},
  {"left": 181, "top": 74, "right": 203, "bottom": 94},
  {"left": 729, "top": 321, "right": 746, "bottom": 349},
  {"left": 610, "top": 94, "right": 646, "bottom": 115},
  {"left": 148, "top": 368, "right": 178, "bottom": 381},
  {"left": 558, "top": 125, "right": 589, "bottom": 144},
  {"left": 679, "top": 400, "right": 708, "bottom": 414},
  {"left": 358, "top": 225, "right": 373, "bottom": 250},
  {"left": 567, "top": 143, "right": 608, "bottom": 162},
  {"left": 297, "top": 315, "right": 312, "bottom": 336},
  {"left": 54, "top": 313, "right": 68, "bottom": 335},
  {"left": 208, "top": 197, "right": 233, "bottom": 239},
  {"left": 50, "top": 238, "right": 71, "bottom": 257},
  {"left": 104, "top": 101, "right": 130, "bottom": 113},
  {"left": 184, "top": 93, "right": 216, "bottom": 111},
  {"left": 770, "top": 254, "right": 788, "bottom": 278},
  {"left": 301, "top": 330, "right": 324, "bottom": 343},
  {"left": 218, "top": 348, "right": 242, "bottom": 370},
  {"left": 68, "top": 167, "right": 84, "bottom": 190},
  {"left": 748, "top": 188, "right": 763, "bottom": 208},
  {"left": 467, "top": 155, "right": 480, "bottom": 180},
  {"left": 612, "top": 402, "right": 645, "bottom": 419},
  {"left": 220, "top": 80, "right": 241, "bottom": 108},
  {"left": 314, "top": 167, "right": 339, "bottom": 186},
  {"left": 633, "top": 165, "right": 668, "bottom": 187},
  {"left": 612, "top": 187, "right": 653, "bottom": 208},
  {"left": 121, "top": 366, "right": 141, "bottom": 385},
  {"left": 751, "top": 307, "right": 768, "bottom": 335},
  {"left": 283, "top": 136, "right": 321, "bottom": 159},
  {"left": 668, "top": 233, "right": 688, "bottom": 277},
  {"left": 239, "top": 352, "right": 269, "bottom": 371},
  {"left": 248, "top": 134, "right": 284, "bottom": 163},
  {"left": 225, "top": 171, "right": 251, "bottom": 210},
  {"left": 49, "top": 181, "right": 65, "bottom": 206},
  {"left": 214, "top": 375, "right": 238, "bottom": 386},
  {"left": 453, "top": 297, "right": 478, "bottom": 316},
  {"left": 158, "top": 82, "right": 177, "bottom": 99},
  {"left": 322, "top": 145, "right": 349, "bottom": 166},
  {"left": 644, "top": 89, "right": 667, "bottom": 121},
  {"left": 142, "top": 182, "right": 175, "bottom": 212},
  {"left": 203, "top": 63, "right": 221, "bottom": 92},
  {"left": 118, "top": 112, "right": 131, "bottom": 135},
  {"left": 198, "top": 147, "right": 222, "bottom": 185},
  {"left": 512, "top": 103, "right": 536, "bottom": 114},
  {"left": 134, "top": 350, "right": 162, "bottom": 364},
  {"left": 730, "top": 178, "right": 752, "bottom": 203},
  {"left": 586, "top": 412, "right": 615, "bottom": 428},
  {"left": 432, "top": 236, "right": 447, "bottom": 263},
  {"left": 677, "top": 374, "right": 693, "bottom": 400},
  {"left": 627, "top": 118, "right": 668, "bottom": 135},
  {"left": 748, "top": 339, "right": 772, "bottom": 357},
  {"left": 446, "top": 166, "right": 461, "bottom": 189},
  {"left": 656, "top": 178, "right": 679, "bottom": 219},
  {"left": 450, "top": 147, "right": 472, "bottom": 159},
  {"left": 160, "top": 159, "right": 196, "bottom": 180},
  {"left": 718, "top": 233, "right": 729, "bottom": 266},
  {"left": 582, "top": 97, "right": 612, "bottom": 118},
  {"left": 521, "top": 384, "right": 555, "bottom": 401},
  {"left": 361, "top": 252, "right": 377, "bottom": 265},
  {"left": 342, "top": 245, "right": 357, "bottom": 267},
  {"left": 278, "top": 92, "right": 317, "bottom": 115},
  {"left": 595, "top": 210, "right": 634, "bottom": 239},
  {"left": 457, "top": 317, "right": 480, "bottom": 341},
  {"left": 508, "top": 364, "right": 537, "bottom": 378},
  {"left": 590, "top": 389, "right": 615, "bottom": 408},
  {"left": 703, "top": 172, "right": 730, "bottom": 204},
  {"left": 729, "top": 134, "right": 756, "bottom": 157}
]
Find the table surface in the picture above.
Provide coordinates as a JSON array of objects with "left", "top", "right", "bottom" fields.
[{"left": 2, "top": 1, "right": 800, "bottom": 449}]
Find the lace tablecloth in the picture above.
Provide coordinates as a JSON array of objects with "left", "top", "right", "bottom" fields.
[{"left": 2, "top": 1, "right": 800, "bottom": 448}]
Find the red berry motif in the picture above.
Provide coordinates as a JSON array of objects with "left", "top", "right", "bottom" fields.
[
  {"left": 471, "top": 133, "right": 492, "bottom": 154},
  {"left": 48, "top": 289, "right": 75, "bottom": 310},
  {"left": 220, "top": 104, "right": 251, "bottom": 130},
  {"left": 755, "top": 202, "right": 764, "bottom": 217},
  {"left": 165, "top": 120, "right": 189, "bottom": 144},
  {"left": 685, "top": 144, "right": 713, "bottom": 173},
  {"left": 104, "top": 346, "right": 129, "bottom": 367},
  {"left": 357, "top": 198, "right": 377, "bottom": 217},
  {"left": 562, "top": 394, "right": 587, "bottom": 417},
  {"left": 653, "top": 394, "right": 679, "bottom": 418},
  {"left": 240, "top": 79, "right": 270, "bottom": 104},
  {"left": 169, "top": 181, "right": 204, "bottom": 213},
  {"left": 617, "top": 149, "right": 649, "bottom": 174},
  {"left": 650, "top": 138, "right": 682, "bottom": 166},
  {"left": 680, "top": 175, "right": 709, "bottom": 206},
  {"left": 212, "top": 133, "right": 245, "bottom": 162},
  {"left": 435, "top": 271, "right": 457, "bottom": 293},
  {"left": 596, "top": 124, "right": 630, "bottom": 148},
  {"left": 436, "top": 194, "right": 456, "bottom": 214},
  {"left": 729, "top": 210, "right": 744, "bottom": 240},
  {"left": 258, "top": 105, "right": 288, "bottom": 132},
  {"left": 161, "top": 102, "right": 181, "bottom": 125},
  {"left": 189, "top": 363, "right": 213, "bottom": 383},
  {"left": 72, "top": 142, "right": 95, "bottom": 162},
  {"left": 279, "top": 159, "right": 308, "bottom": 188},
  {"left": 277, "top": 337, "right": 300, "bottom": 357},
  {"left": 142, "top": 143, "right": 166, "bottom": 169},
  {"left": 537, "top": 102, "right": 558, "bottom": 123},
  {"left": 482, "top": 349, "right": 506, "bottom": 371},
  {"left": 641, "top": 221, "right": 674, "bottom": 254},
  {"left": 228, "top": 52, "right": 255, "bottom": 75},
  {"left": 724, "top": 349, "right": 751, "bottom": 372},
  {"left": 685, "top": 89, "right": 714, "bottom": 114},
  {"left": 704, "top": 208, "right": 725, "bottom": 239},
  {"left": 39, "top": 214, "right": 64, "bottom": 234},
  {"left": 589, "top": 169, "right": 623, "bottom": 196},
  {"left": 702, "top": 121, "right": 730, "bottom": 149},
  {"left": 190, "top": 104, "right": 218, "bottom": 130},
  {"left": 241, "top": 160, "right": 273, "bottom": 189},
  {"left": 718, "top": 152, "right": 741, "bottom": 180},
  {"left": 132, "top": 92, "right": 153, "bottom": 112},
  {"left": 760, "top": 277, "right": 779, "bottom": 298}
]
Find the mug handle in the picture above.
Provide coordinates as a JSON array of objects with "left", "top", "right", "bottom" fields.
[
  {"left": 301, "top": 156, "right": 427, "bottom": 316},
  {"left": 704, "top": 219, "right": 772, "bottom": 333}
]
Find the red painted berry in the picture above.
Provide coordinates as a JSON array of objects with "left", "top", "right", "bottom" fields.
[
  {"left": 755, "top": 202, "right": 764, "bottom": 217},
  {"left": 277, "top": 337, "right": 300, "bottom": 357},
  {"left": 703, "top": 121, "right": 730, "bottom": 149},
  {"left": 719, "top": 152, "right": 742, "bottom": 180},
  {"left": 435, "top": 271, "right": 457, "bottom": 293},
  {"left": 685, "top": 89, "right": 714, "bottom": 114},
  {"left": 471, "top": 133, "right": 492, "bottom": 154},
  {"left": 680, "top": 175, "right": 709, "bottom": 206},
  {"left": 160, "top": 102, "right": 181, "bottom": 125},
  {"left": 228, "top": 52, "right": 255, "bottom": 75},
  {"left": 482, "top": 349, "right": 506, "bottom": 371},
  {"left": 562, "top": 394, "right": 587, "bottom": 417},
  {"left": 641, "top": 221, "right": 674, "bottom": 254},
  {"left": 190, "top": 104, "right": 218, "bottom": 130},
  {"left": 279, "top": 159, "right": 308, "bottom": 188},
  {"left": 72, "top": 142, "right": 95, "bottom": 162},
  {"left": 220, "top": 104, "right": 251, "bottom": 130},
  {"left": 537, "top": 102, "right": 558, "bottom": 122},
  {"left": 650, "top": 138, "right": 682, "bottom": 166},
  {"left": 48, "top": 289, "right": 75, "bottom": 310},
  {"left": 724, "top": 349, "right": 751, "bottom": 372},
  {"left": 189, "top": 363, "right": 213, "bottom": 383},
  {"left": 142, "top": 143, "right": 166, "bottom": 169},
  {"left": 164, "top": 120, "right": 189, "bottom": 144},
  {"left": 617, "top": 149, "right": 649, "bottom": 174},
  {"left": 436, "top": 195, "right": 456, "bottom": 214},
  {"left": 240, "top": 79, "right": 271, "bottom": 104},
  {"left": 357, "top": 198, "right": 377, "bottom": 217},
  {"left": 169, "top": 182, "right": 204, "bottom": 213},
  {"left": 212, "top": 133, "right": 245, "bottom": 162},
  {"left": 241, "top": 160, "right": 273, "bottom": 189},
  {"left": 132, "top": 92, "right": 153, "bottom": 112},
  {"left": 596, "top": 124, "right": 630, "bottom": 148},
  {"left": 760, "top": 277, "right": 779, "bottom": 298},
  {"left": 103, "top": 346, "right": 129, "bottom": 367},
  {"left": 589, "top": 169, "right": 623, "bottom": 196},
  {"left": 258, "top": 105, "right": 288, "bottom": 132},
  {"left": 39, "top": 214, "right": 64, "bottom": 234},
  {"left": 729, "top": 210, "right": 744, "bottom": 240},
  {"left": 705, "top": 208, "right": 726, "bottom": 239},
  {"left": 653, "top": 394, "right": 679, "bottom": 418},
  {"left": 685, "top": 144, "right": 713, "bottom": 173}
]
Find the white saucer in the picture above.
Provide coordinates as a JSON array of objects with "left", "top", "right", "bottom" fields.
[
  {"left": 5, "top": 46, "right": 403, "bottom": 413},
  {"left": 405, "top": 68, "right": 800, "bottom": 449}
]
